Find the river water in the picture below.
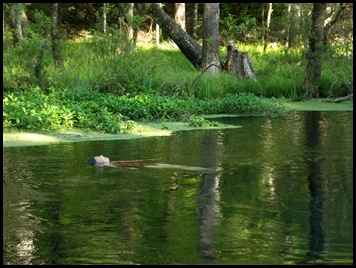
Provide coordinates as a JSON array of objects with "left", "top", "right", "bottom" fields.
[{"left": 3, "top": 111, "right": 353, "bottom": 265}]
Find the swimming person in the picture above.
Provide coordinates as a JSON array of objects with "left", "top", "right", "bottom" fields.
[
  {"left": 88, "top": 155, "right": 216, "bottom": 172},
  {"left": 88, "top": 155, "right": 155, "bottom": 168}
]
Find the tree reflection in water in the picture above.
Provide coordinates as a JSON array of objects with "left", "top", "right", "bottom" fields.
[{"left": 198, "top": 130, "right": 221, "bottom": 260}]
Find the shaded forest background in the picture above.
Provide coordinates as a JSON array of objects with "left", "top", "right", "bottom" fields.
[
  {"left": 4, "top": 3, "right": 354, "bottom": 49},
  {"left": 3, "top": 3, "right": 353, "bottom": 96}
]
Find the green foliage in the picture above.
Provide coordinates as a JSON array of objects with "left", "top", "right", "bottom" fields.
[
  {"left": 3, "top": 9, "right": 53, "bottom": 91},
  {"left": 3, "top": 87, "right": 285, "bottom": 133},
  {"left": 188, "top": 115, "right": 219, "bottom": 127},
  {"left": 3, "top": 87, "right": 73, "bottom": 130},
  {"left": 24, "top": 10, "right": 52, "bottom": 38},
  {"left": 3, "top": 23, "right": 353, "bottom": 100},
  {"left": 220, "top": 13, "right": 258, "bottom": 44},
  {"left": 2, "top": 2, "right": 353, "bottom": 134}
]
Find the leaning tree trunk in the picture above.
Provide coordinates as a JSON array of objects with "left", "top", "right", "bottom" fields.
[
  {"left": 145, "top": 3, "right": 256, "bottom": 79},
  {"left": 145, "top": 3, "right": 202, "bottom": 69},
  {"left": 224, "top": 43, "right": 256, "bottom": 80}
]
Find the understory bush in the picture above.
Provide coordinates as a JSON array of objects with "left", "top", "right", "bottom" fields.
[{"left": 3, "top": 88, "right": 285, "bottom": 134}]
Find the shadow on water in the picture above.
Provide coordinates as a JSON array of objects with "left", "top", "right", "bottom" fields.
[{"left": 298, "top": 111, "right": 326, "bottom": 264}]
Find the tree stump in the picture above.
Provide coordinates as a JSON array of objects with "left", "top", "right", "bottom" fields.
[{"left": 224, "top": 43, "right": 256, "bottom": 80}]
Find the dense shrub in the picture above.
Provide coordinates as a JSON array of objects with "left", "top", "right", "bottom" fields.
[{"left": 3, "top": 88, "right": 285, "bottom": 134}]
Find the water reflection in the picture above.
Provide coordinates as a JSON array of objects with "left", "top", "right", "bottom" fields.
[
  {"left": 3, "top": 111, "right": 353, "bottom": 265},
  {"left": 198, "top": 130, "right": 221, "bottom": 260},
  {"left": 303, "top": 112, "right": 326, "bottom": 262}
]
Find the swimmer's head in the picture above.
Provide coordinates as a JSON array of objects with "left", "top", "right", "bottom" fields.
[{"left": 88, "top": 155, "right": 110, "bottom": 165}]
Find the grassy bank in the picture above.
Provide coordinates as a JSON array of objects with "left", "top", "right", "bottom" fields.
[
  {"left": 3, "top": 30, "right": 353, "bottom": 145},
  {"left": 3, "top": 32, "right": 353, "bottom": 100}
]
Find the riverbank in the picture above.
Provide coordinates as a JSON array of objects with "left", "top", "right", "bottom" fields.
[
  {"left": 3, "top": 121, "right": 242, "bottom": 147},
  {"left": 3, "top": 98, "right": 352, "bottom": 147}
]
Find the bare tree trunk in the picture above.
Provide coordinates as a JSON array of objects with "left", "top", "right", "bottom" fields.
[
  {"left": 145, "top": 3, "right": 202, "bottom": 69},
  {"left": 126, "top": 3, "right": 134, "bottom": 43},
  {"left": 34, "top": 42, "right": 49, "bottom": 91},
  {"left": 286, "top": 3, "right": 299, "bottom": 49},
  {"left": 103, "top": 3, "right": 107, "bottom": 35},
  {"left": 186, "top": 3, "right": 198, "bottom": 40},
  {"left": 300, "top": 4, "right": 312, "bottom": 59},
  {"left": 51, "top": 3, "right": 62, "bottom": 68},
  {"left": 155, "top": 3, "right": 160, "bottom": 45},
  {"left": 155, "top": 22, "right": 160, "bottom": 45},
  {"left": 15, "top": 4, "right": 23, "bottom": 41},
  {"left": 303, "top": 3, "right": 326, "bottom": 99},
  {"left": 126, "top": 3, "right": 138, "bottom": 48},
  {"left": 263, "top": 3, "right": 273, "bottom": 52},
  {"left": 289, "top": 4, "right": 303, "bottom": 49},
  {"left": 9, "top": 3, "right": 26, "bottom": 46},
  {"left": 202, "top": 3, "right": 221, "bottom": 75},
  {"left": 224, "top": 43, "right": 256, "bottom": 80},
  {"left": 174, "top": 3, "right": 185, "bottom": 31}
]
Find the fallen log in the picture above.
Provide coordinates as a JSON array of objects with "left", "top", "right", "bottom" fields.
[{"left": 323, "top": 93, "right": 353, "bottom": 103}]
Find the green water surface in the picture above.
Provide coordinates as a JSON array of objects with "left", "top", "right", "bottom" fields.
[{"left": 3, "top": 111, "right": 353, "bottom": 265}]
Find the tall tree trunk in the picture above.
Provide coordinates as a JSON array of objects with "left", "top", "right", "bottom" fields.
[
  {"left": 103, "top": 3, "right": 107, "bottom": 35},
  {"left": 186, "top": 3, "right": 198, "bottom": 40},
  {"left": 300, "top": 4, "right": 313, "bottom": 59},
  {"left": 303, "top": 3, "right": 326, "bottom": 99},
  {"left": 126, "top": 3, "right": 135, "bottom": 45},
  {"left": 9, "top": 3, "right": 26, "bottom": 46},
  {"left": 3, "top": 4, "right": 4, "bottom": 34},
  {"left": 174, "top": 3, "right": 185, "bottom": 31},
  {"left": 202, "top": 3, "right": 221, "bottom": 75},
  {"left": 286, "top": 3, "right": 299, "bottom": 49},
  {"left": 15, "top": 4, "right": 23, "bottom": 41},
  {"left": 263, "top": 3, "right": 273, "bottom": 52},
  {"left": 145, "top": 3, "right": 202, "bottom": 69},
  {"left": 51, "top": 3, "right": 62, "bottom": 68},
  {"left": 155, "top": 23, "right": 160, "bottom": 45},
  {"left": 155, "top": 3, "right": 160, "bottom": 45}
]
